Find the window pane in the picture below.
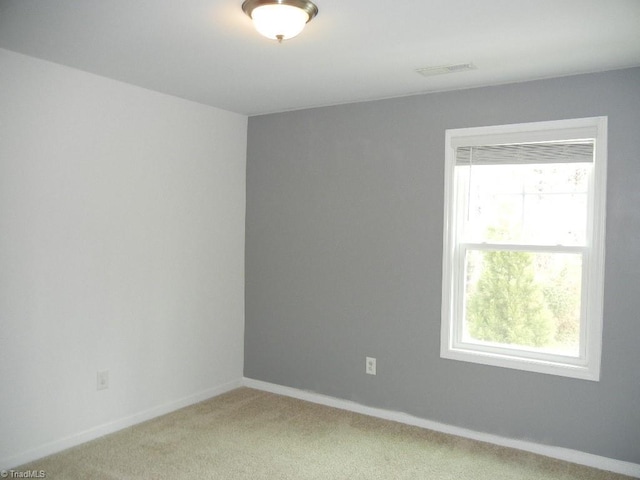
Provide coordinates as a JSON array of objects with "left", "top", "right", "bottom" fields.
[
  {"left": 462, "top": 163, "right": 590, "bottom": 245},
  {"left": 463, "top": 249, "right": 582, "bottom": 357}
]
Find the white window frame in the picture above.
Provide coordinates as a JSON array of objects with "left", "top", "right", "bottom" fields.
[{"left": 441, "top": 117, "right": 607, "bottom": 381}]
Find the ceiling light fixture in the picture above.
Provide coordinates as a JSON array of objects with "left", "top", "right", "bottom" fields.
[{"left": 242, "top": 0, "right": 318, "bottom": 43}]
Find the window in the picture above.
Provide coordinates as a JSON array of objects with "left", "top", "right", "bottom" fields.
[{"left": 441, "top": 117, "right": 607, "bottom": 381}]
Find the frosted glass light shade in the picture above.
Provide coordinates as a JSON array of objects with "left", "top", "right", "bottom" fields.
[
  {"left": 242, "top": 0, "right": 318, "bottom": 42},
  {"left": 251, "top": 4, "right": 309, "bottom": 41}
]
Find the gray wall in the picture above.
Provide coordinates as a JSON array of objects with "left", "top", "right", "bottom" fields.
[{"left": 245, "top": 68, "right": 640, "bottom": 464}]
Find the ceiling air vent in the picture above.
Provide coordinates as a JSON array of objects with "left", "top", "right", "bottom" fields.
[{"left": 415, "top": 63, "right": 477, "bottom": 77}]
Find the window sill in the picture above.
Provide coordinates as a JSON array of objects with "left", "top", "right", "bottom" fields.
[{"left": 441, "top": 345, "right": 600, "bottom": 381}]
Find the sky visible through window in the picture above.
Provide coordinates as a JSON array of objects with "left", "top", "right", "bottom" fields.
[{"left": 464, "top": 163, "right": 590, "bottom": 246}]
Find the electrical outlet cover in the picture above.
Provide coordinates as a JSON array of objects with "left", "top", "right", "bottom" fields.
[
  {"left": 366, "top": 357, "right": 376, "bottom": 375},
  {"left": 97, "top": 370, "right": 109, "bottom": 390}
]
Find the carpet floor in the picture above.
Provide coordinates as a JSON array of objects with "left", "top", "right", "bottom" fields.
[{"left": 15, "top": 388, "right": 635, "bottom": 479}]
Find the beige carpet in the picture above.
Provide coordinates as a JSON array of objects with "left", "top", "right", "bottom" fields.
[{"left": 15, "top": 388, "right": 634, "bottom": 479}]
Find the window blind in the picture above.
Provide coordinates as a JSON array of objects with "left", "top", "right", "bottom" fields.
[{"left": 455, "top": 141, "right": 594, "bottom": 166}]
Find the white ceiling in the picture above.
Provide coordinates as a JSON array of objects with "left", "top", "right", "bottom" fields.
[{"left": 1, "top": 0, "right": 639, "bottom": 116}]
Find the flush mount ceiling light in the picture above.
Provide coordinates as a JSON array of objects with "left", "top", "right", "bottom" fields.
[{"left": 242, "top": 0, "right": 318, "bottom": 43}]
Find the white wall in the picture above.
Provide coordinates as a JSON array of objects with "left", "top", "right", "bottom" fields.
[{"left": 0, "top": 49, "right": 247, "bottom": 468}]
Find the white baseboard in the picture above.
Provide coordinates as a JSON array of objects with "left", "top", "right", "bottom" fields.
[
  {"left": 242, "top": 377, "right": 640, "bottom": 478},
  {"left": 1, "top": 378, "right": 243, "bottom": 471}
]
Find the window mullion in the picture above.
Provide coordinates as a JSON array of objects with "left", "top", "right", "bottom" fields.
[{"left": 461, "top": 243, "right": 587, "bottom": 255}]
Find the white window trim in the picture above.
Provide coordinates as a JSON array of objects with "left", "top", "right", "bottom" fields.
[{"left": 441, "top": 117, "right": 607, "bottom": 381}]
